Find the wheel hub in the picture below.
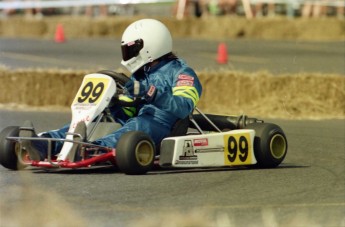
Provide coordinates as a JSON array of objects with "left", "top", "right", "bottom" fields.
[
  {"left": 270, "top": 134, "right": 287, "bottom": 159},
  {"left": 135, "top": 140, "right": 154, "bottom": 166}
]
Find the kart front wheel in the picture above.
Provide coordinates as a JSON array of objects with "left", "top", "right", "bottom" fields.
[
  {"left": 245, "top": 123, "right": 287, "bottom": 168},
  {"left": 0, "top": 126, "right": 27, "bottom": 170},
  {"left": 116, "top": 131, "right": 155, "bottom": 175}
]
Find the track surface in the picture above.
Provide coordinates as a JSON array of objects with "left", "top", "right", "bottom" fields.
[
  {"left": 0, "top": 110, "right": 344, "bottom": 226},
  {"left": 0, "top": 38, "right": 344, "bottom": 226},
  {"left": 0, "top": 38, "right": 344, "bottom": 74}
]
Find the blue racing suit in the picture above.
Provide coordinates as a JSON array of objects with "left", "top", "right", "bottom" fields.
[{"left": 41, "top": 57, "right": 202, "bottom": 155}]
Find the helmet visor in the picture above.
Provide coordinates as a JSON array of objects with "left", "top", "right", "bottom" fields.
[{"left": 121, "top": 39, "right": 144, "bottom": 61}]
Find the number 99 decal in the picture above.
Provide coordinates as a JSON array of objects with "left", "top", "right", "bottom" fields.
[
  {"left": 77, "top": 82, "right": 104, "bottom": 103},
  {"left": 74, "top": 78, "right": 109, "bottom": 104},
  {"left": 224, "top": 134, "right": 252, "bottom": 165}
]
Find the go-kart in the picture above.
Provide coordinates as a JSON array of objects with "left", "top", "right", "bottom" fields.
[{"left": 0, "top": 70, "right": 288, "bottom": 174}]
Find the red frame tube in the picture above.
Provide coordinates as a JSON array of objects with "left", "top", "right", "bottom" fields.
[{"left": 31, "top": 150, "right": 116, "bottom": 168}]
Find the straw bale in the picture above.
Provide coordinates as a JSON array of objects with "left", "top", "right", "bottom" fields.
[
  {"left": 42, "top": 16, "right": 92, "bottom": 39},
  {"left": 0, "top": 16, "right": 344, "bottom": 41},
  {"left": 0, "top": 17, "right": 47, "bottom": 37},
  {"left": 197, "top": 71, "right": 345, "bottom": 119},
  {"left": 0, "top": 68, "right": 344, "bottom": 119}
]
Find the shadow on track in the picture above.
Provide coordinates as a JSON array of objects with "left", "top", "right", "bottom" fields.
[{"left": 26, "top": 163, "right": 308, "bottom": 175}]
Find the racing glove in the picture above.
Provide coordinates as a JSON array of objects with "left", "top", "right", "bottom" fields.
[{"left": 124, "top": 80, "right": 157, "bottom": 102}]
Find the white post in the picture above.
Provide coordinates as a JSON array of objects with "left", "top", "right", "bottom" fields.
[
  {"left": 242, "top": 0, "right": 253, "bottom": 19},
  {"left": 176, "top": 0, "right": 187, "bottom": 20}
]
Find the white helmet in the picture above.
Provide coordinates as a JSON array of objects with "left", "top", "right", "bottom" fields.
[{"left": 121, "top": 19, "right": 173, "bottom": 73}]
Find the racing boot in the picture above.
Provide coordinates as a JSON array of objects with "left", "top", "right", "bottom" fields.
[
  {"left": 68, "top": 121, "right": 87, "bottom": 161},
  {"left": 19, "top": 120, "right": 43, "bottom": 161}
]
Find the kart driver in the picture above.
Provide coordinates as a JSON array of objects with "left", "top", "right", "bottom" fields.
[{"left": 20, "top": 18, "right": 203, "bottom": 160}]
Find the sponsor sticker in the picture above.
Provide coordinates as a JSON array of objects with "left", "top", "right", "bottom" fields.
[
  {"left": 178, "top": 74, "right": 194, "bottom": 81},
  {"left": 193, "top": 138, "right": 208, "bottom": 146},
  {"left": 177, "top": 80, "right": 194, "bottom": 87},
  {"left": 175, "top": 140, "right": 201, "bottom": 165},
  {"left": 175, "top": 160, "right": 198, "bottom": 165},
  {"left": 147, "top": 85, "right": 156, "bottom": 97}
]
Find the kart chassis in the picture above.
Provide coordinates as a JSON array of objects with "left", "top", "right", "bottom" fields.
[
  {"left": 7, "top": 106, "right": 230, "bottom": 169},
  {"left": 1, "top": 71, "right": 287, "bottom": 174}
]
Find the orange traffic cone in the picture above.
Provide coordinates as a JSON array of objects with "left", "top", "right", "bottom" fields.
[
  {"left": 54, "top": 24, "right": 65, "bottom": 43},
  {"left": 217, "top": 43, "right": 228, "bottom": 64}
]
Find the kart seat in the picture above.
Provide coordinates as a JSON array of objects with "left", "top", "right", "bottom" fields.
[{"left": 168, "top": 117, "right": 190, "bottom": 137}]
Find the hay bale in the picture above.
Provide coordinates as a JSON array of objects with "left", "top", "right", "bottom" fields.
[
  {"left": 0, "top": 16, "right": 47, "bottom": 37},
  {"left": 245, "top": 18, "right": 299, "bottom": 40},
  {"left": 0, "top": 68, "right": 344, "bottom": 119},
  {"left": 0, "top": 16, "right": 344, "bottom": 40},
  {"left": 106, "top": 17, "right": 140, "bottom": 37},
  {"left": 294, "top": 18, "right": 345, "bottom": 40},
  {"left": 0, "top": 68, "right": 85, "bottom": 106},
  {"left": 0, "top": 20, "right": 2, "bottom": 36},
  {"left": 196, "top": 71, "right": 345, "bottom": 118},
  {"left": 43, "top": 16, "right": 92, "bottom": 39}
]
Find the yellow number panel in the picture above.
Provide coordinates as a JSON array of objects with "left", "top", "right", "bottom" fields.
[
  {"left": 224, "top": 133, "right": 253, "bottom": 166},
  {"left": 73, "top": 77, "right": 110, "bottom": 105}
]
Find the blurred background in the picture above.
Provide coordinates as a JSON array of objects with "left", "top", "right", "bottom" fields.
[{"left": 0, "top": 0, "right": 344, "bottom": 19}]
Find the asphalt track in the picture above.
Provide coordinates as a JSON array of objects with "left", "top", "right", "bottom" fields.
[
  {"left": 0, "top": 110, "right": 344, "bottom": 226},
  {"left": 0, "top": 38, "right": 344, "bottom": 74},
  {"left": 0, "top": 38, "right": 344, "bottom": 226}
]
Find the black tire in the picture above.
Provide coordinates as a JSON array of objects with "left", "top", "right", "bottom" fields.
[
  {"left": 0, "top": 126, "right": 27, "bottom": 170},
  {"left": 116, "top": 131, "right": 155, "bottom": 175},
  {"left": 245, "top": 123, "right": 288, "bottom": 168}
]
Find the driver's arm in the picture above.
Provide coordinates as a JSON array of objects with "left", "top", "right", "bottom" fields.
[{"left": 151, "top": 72, "right": 202, "bottom": 119}]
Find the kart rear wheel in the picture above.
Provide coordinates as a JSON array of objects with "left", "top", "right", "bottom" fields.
[
  {"left": 116, "top": 131, "right": 155, "bottom": 175},
  {"left": 0, "top": 126, "right": 27, "bottom": 170},
  {"left": 245, "top": 123, "right": 287, "bottom": 168}
]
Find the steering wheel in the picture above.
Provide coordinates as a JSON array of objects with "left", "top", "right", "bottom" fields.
[{"left": 97, "top": 70, "right": 144, "bottom": 107}]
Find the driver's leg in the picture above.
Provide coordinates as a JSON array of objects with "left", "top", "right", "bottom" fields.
[
  {"left": 40, "top": 124, "right": 70, "bottom": 156},
  {"left": 92, "top": 115, "right": 171, "bottom": 149},
  {"left": 19, "top": 124, "right": 71, "bottom": 160}
]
